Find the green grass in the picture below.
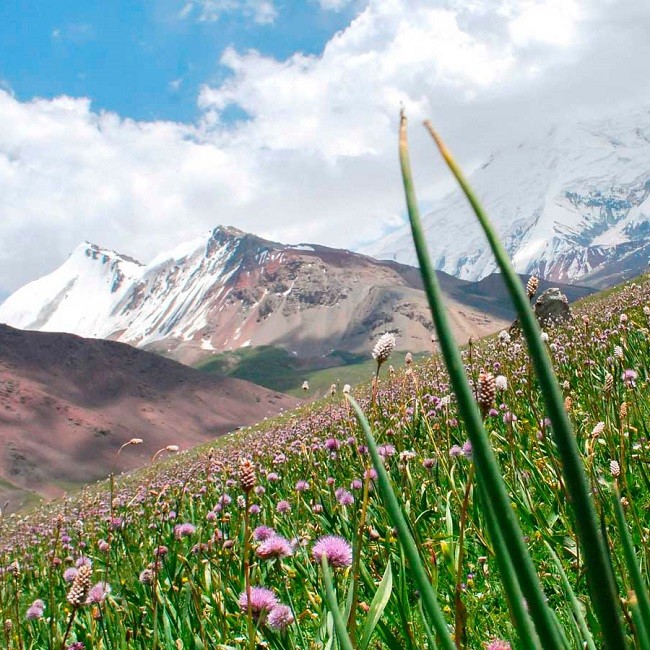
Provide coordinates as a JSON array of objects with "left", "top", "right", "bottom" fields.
[
  {"left": 198, "top": 344, "right": 428, "bottom": 397},
  {"left": 2, "top": 274, "right": 649, "bottom": 649}
]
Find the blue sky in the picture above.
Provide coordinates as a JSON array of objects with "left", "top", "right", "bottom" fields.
[
  {"left": 1, "top": 0, "right": 649, "bottom": 295},
  {"left": 0, "top": 0, "right": 357, "bottom": 123}
]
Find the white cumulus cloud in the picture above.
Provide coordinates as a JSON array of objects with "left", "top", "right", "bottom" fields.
[{"left": 1, "top": 0, "right": 649, "bottom": 294}]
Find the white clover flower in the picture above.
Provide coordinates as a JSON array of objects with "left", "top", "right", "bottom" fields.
[
  {"left": 495, "top": 375, "right": 508, "bottom": 391},
  {"left": 372, "top": 333, "right": 396, "bottom": 364}
]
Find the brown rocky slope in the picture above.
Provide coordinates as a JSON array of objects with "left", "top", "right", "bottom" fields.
[{"left": 0, "top": 324, "right": 297, "bottom": 509}]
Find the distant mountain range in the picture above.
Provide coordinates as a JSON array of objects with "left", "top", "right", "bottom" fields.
[
  {"left": 0, "top": 226, "right": 514, "bottom": 365},
  {"left": 366, "top": 107, "right": 650, "bottom": 286},
  {"left": 0, "top": 324, "right": 297, "bottom": 509}
]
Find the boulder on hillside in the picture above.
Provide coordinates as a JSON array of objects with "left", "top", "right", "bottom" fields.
[{"left": 511, "top": 287, "right": 572, "bottom": 331}]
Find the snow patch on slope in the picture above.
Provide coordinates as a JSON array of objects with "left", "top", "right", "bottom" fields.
[{"left": 366, "top": 108, "right": 650, "bottom": 282}]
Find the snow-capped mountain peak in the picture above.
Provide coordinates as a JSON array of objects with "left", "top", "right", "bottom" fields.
[
  {"left": 366, "top": 108, "right": 650, "bottom": 284},
  {"left": 0, "top": 225, "right": 507, "bottom": 364}
]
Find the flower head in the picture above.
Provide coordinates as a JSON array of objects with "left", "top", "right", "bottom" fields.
[
  {"left": 256, "top": 535, "right": 293, "bottom": 560},
  {"left": 253, "top": 525, "right": 275, "bottom": 542},
  {"left": 25, "top": 599, "right": 45, "bottom": 620},
  {"left": 174, "top": 523, "right": 196, "bottom": 539},
  {"left": 312, "top": 535, "right": 353, "bottom": 568},
  {"left": 86, "top": 582, "right": 111, "bottom": 605},
  {"left": 268, "top": 604, "right": 295, "bottom": 630},
  {"left": 238, "top": 586, "right": 278, "bottom": 618},
  {"left": 485, "top": 640, "right": 511, "bottom": 650},
  {"left": 372, "top": 333, "right": 396, "bottom": 366}
]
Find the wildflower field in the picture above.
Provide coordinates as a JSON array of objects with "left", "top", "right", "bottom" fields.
[
  {"left": 1, "top": 272, "right": 649, "bottom": 649},
  {"left": 3, "top": 118, "right": 650, "bottom": 649}
]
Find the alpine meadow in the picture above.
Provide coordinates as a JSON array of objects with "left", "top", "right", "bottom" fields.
[{"left": 1, "top": 114, "right": 650, "bottom": 650}]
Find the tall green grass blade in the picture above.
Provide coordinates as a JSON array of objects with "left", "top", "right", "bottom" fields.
[
  {"left": 418, "top": 599, "right": 439, "bottom": 650},
  {"left": 359, "top": 561, "right": 393, "bottom": 650},
  {"left": 347, "top": 394, "right": 453, "bottom": 650},
  {"left": 398, "top": 111, "right": 565, "bottom": 648},
  {"left": 423, "top": 120, "right": 625, "bottom": 648},
  {"left": 321, "top": 556, "right": 355, "bottom": 650},
  {"left": 479, "top": 485, "right": 541, "bottom": 650},
  {"left": 612, "top": 486, "right": 650, "bottom": 646},
  {"left": 631, "top": 604, "right": 650, "bottom": 650},
  {"left": 545, "top": 543, "right": 597, "bottom": 650}
]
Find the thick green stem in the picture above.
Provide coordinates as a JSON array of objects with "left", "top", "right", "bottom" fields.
[
  {"left": 424, "top": 120, "right": 625, "bottom": 648},
  {"left": 399, "top": 111, "right": 565, "bottom": 648}
]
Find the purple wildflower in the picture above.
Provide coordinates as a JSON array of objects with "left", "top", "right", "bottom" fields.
[
  {"left": 256, "top": 535, "right": 293, "bottom": 560},
  {"left": 63, "top": 567, "right": 78, "bottom": 582},
  {"left": 462, "top": 440, "right": 473, "bottom": 460},
  {"left": 364, "top": 468, "right": 377, "bottom": 481},
  {"left": 623, "top": 368, "right": 637, "bottom": 387},
  {"left": 449, "top": 445, "right": 463, "bottom": 458},
  {"left": 312, "top": 535, "right": 353, "bottom": 568},
  {"left": 485, "top": 640, "right": 512, "bottom": 650},
  {"left": 268, "top": 604, "right": 295, "bottom": 630},
  {"left": 276, "top": 500, "right": 291, "bottom": 514},
  {"left": 253, "top": 526, "right": 275, "bottom": 542},
  {"left": 86, "top": 582, "right": 111, "bottom": 605},
  {"left": 503, "top": 411, "right": 518, "bottom": 424},
  {"left": 139, "top": 569, "right": 154, "bottom": 584},
  {"left": 174, "top": 523, "right": 196, "bottom": 539},
  {"left": 238, "top": 586, "right": 278, "bottom": 619},
  {"left": 295, "top": 480, "right": 309, "bottom": 492},
  {"left": 335, "top": 488, "right": 354, "bottom": 506},
  {"left": 25, "top": 599, "right": 45, "bottom": 620}
]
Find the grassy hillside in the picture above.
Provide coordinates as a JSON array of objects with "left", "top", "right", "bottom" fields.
[
  {"left": 2, "top": 276, "right": 650, "bottom": 648},
  {"left": 199, "top": 345, "right": 429, "bottom": 397}
]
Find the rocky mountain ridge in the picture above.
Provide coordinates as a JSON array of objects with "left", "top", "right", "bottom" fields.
[
  {"left": 0, "top": 226, "right": 508, "bottom": 365},
  {"left": 366, "top": 107, "right": 650, "bottom": 286}
]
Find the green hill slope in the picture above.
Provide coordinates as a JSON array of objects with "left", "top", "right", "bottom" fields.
[{"left": 2, "top": 275, "right": 650, "bottom": 648}]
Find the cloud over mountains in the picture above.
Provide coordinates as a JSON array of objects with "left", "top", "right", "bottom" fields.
[{"left": 1, "top": 0, "right": 649, "bottom": 294}]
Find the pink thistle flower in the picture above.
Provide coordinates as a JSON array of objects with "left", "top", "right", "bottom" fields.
[
  {"left": 86, "top": 582, "right": 111, "bottom": 605},
  {"left": 449, "top": 445, "right": 463, "bottom": 458},
  {"left": 253, "top": 525, "right": 275, "bottom": 542},
  {"left": 268, "top": 604, "right": 294, "bottom": 630},
  {"left": 335, "top": 488, "right": 354, "bottom": 506},
  {"left": 312, "top": 535, "right": 353, "bottom": 568},
  {"left": 238, "top": 586, "right": 278, "bottom": 619},
  {"left": 256, "top": 535, "right": 293, "bottom": 560},
  {"left": 25, "top": 599, "right": 45, "bottom": 620},
  {"left": 174, "top": 523, "right": 196, "bottom": 539},
  {"left": 485, "top": 640, "right": 511, "bottom": 650},
  {"left": 63, "top": 567, "right": 78, "bottom": 582},
  {"left": 276, "top": 500, "right": 291, "bottom": 514}
]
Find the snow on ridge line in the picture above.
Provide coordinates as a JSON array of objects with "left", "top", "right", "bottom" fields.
[{"left": 364, "top": 108, "right": 650, "bottom": 282}]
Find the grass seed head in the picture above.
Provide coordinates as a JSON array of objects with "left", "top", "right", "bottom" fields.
[
  {"left": 239, "top": 458, "right": 256, "bottom": 493},
  {"left": 67, "top": 564, "right": 92, "bottom": 608}
]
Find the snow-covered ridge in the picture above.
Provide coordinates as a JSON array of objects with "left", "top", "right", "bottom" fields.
[
  {"left": 366, "top": 108, "right": 650, "bottom": 283},
  {"left": 0, "top": 224, "right": 508, "bottom": 363},
  {"left": 0, "top": 227, "right": 251, "bottom": 346}
]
